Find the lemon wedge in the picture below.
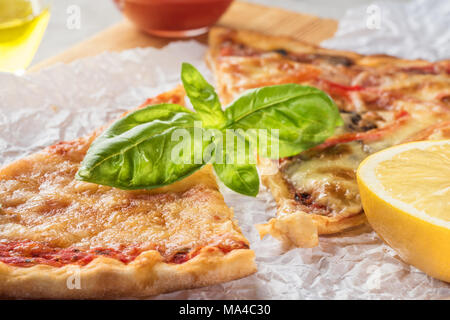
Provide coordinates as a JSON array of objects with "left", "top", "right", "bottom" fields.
[{"left": 357, "top": 140, "right": 450, "bottom": 282}]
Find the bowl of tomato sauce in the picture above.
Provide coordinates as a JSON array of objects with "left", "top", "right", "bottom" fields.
[{"left": 114, "top": 0, "right": 234, "bottom": 38}]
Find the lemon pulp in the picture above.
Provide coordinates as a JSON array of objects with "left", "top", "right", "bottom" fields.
[{"left": 376, "top": 144, "right": 450, "bottom": 221}]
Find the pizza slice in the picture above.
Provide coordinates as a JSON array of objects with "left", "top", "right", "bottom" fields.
[
  {"left": 207, "top": 27, "right": 450, "bottom": 107},
  {"left": 0, "top": 87, "right": 256, "bottom": 299},
  {"left": 207, "top": 27, "right": 450, "bottom": 248}
]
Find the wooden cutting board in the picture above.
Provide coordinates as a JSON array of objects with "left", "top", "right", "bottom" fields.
[{"left": 30, "top": 1, "right": 337, "bottom": 72}]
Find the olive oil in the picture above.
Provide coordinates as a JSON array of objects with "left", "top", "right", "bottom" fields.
[{"left": 0, "top": 0, "right": 50, "bottom": 72}]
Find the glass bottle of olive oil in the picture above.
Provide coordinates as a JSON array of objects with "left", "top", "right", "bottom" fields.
[{"left": 0, "top": 0, "right": 50, "bottom": 73}]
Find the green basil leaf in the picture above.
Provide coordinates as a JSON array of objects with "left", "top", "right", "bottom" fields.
[
  {"left": 181, "top": 62, "right": 226, "bottom": 128},
  {"left": 76, "top": 103, "right": 209, "bottom": 190},
  {"left": 214, "top": 163, "right": 259, "bottom": 197},
  {"left": 212, "top": 130, "right": 259, "bottom": 197},
  {"left": 224, "top": 84, "right": 343, "bottom": 158}
]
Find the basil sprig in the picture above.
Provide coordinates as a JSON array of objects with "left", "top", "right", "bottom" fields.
[{"left": 76, "top": 63, "right": 342, "bottom": 196}]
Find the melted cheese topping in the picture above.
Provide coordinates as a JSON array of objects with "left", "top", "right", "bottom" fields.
[
  {"left": 216, "top": 55, "right": 320, "bottom": 104},
  {"left": 376, "top": 73, "right": 450, "bottom": 102},
  {"left": 283, "top": 142, "right": 366, "bottom": 217}
]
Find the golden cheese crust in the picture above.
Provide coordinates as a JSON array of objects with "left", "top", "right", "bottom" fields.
[
  {"left": 207, "top": 27, "right": 450, "bottom": 248},
  {"left": 0, "top": 87, "right": 256, "bottom": 298}
]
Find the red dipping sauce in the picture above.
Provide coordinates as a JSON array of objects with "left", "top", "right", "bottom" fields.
[{"left": 114, "top": 0, "right": 234, "bottom": 37}]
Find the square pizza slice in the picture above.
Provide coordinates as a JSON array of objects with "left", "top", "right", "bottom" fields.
[
  {"left": 207, "top": 27, "right": 450, "bottom": 248},
  {"left": 0, "top": 86, "right": 256, "bottom": 299}
]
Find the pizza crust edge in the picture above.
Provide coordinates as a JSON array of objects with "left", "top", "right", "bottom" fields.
[{"left": 0, "top": 246, "right": 256, "bottom": 299}]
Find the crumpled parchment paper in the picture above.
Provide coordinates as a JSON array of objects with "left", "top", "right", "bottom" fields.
[
  {"left": 321, "top": 0, "right": 450, "bottom": 61},
  {"left": 0, "top": 1, "right": 449, "bottom": 300}
]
